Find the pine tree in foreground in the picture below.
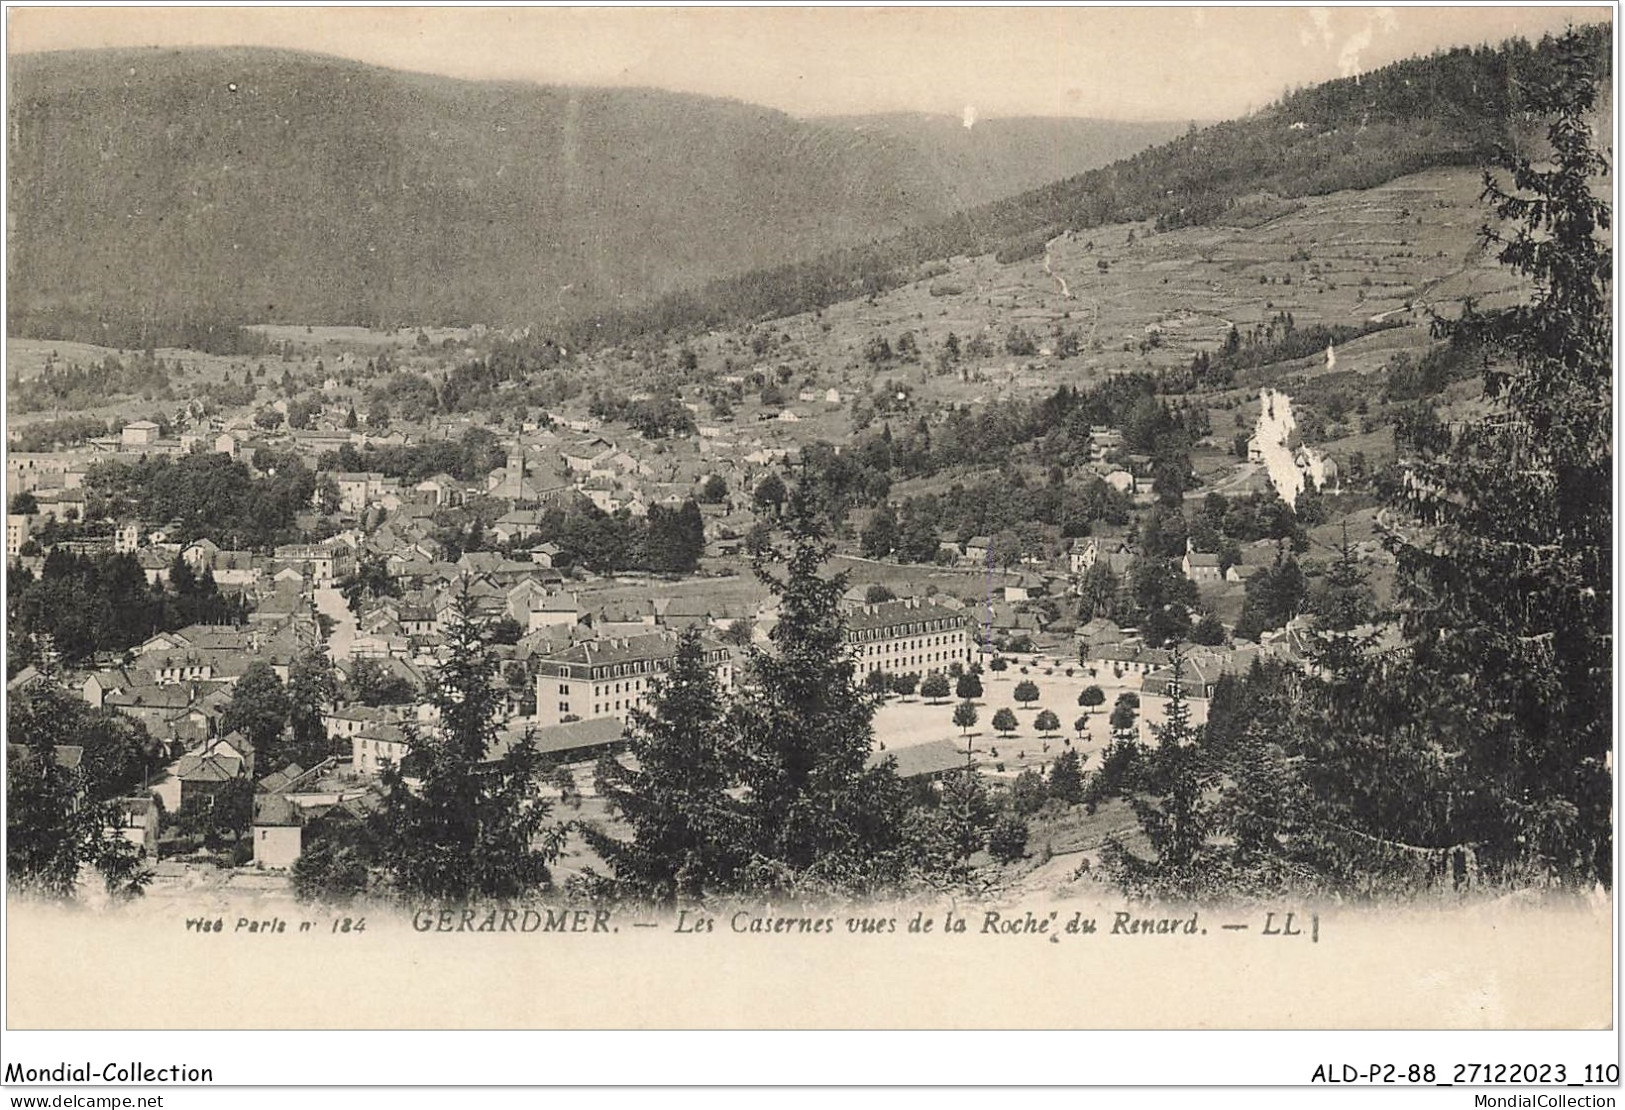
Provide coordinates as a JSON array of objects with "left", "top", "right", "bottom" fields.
[
  {"left": 730, "top": 487, "right": 917, "bottom": 893},
  {"left": 374, "top": 588, "right": 565, "bottom": 902},
  {"left": 1376, "top": 29, "right": 1612, "bottom": 887},
  {"left": 589, "top": 627, "right": 745, "bottom": 902},
  {"left": 1104, "top": 652, "right": 1219, "bottom": 899}
]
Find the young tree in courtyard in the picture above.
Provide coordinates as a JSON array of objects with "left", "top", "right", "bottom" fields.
[
  {"left": 1110, "top": 692, "right": 1139, "bottom": 738},
  {"left": 992, "top": 707, "right": 1018, "bottom": 737},
  {"left": 952, "top": 699, "right": 978, "bottom": 736}
]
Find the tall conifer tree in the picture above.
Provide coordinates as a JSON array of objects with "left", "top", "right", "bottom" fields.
[
  {"left": 590, "top": 627, "right": 744, "bottom": 901},
  {"left": 1383, "top": 29, "right": 1612, "bottom": 885},
  {"left": 375, "top": 588, "right": 564, "bottom": 900},
  {"left": 731, "top": 485, "right": 914, "bottom": 891}
]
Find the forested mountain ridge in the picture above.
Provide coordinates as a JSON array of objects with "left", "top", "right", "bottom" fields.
[
  {"left": 814, "top": 112, "right": 1191, "bottom": 213},
  {"left": 6, "top": 47, "right": 1177, "bottom": 337},
  {"left": 557, "top": 25, "right": 1611, "bottom": 351},
  {"left": 7, "top": 27, "right": 1607, "bottom": 353}
]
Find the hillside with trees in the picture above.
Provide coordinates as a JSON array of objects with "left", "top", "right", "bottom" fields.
[
  {"left": 1101, "top": 29, "right": 1613, "bottom": 898},
  {"left": 8, "top": 47, "right": 1178, "bottom": 341},
  {"left": 551, "top": 26, "right": 1610, "bottom": 351}
]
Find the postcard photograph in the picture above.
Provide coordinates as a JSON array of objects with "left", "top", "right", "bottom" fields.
[{"left": 0, "top": 3, "right": 1615, "bottom": 1063}]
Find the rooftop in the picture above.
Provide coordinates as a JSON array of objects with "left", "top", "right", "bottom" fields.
[
  {"left": 538, "top": 632, "right": 710, "bottom": 669},
  {"left": 870, "top": 739, "right": 969, "bottom": 779},
  {"left": 846, "top": 597, "right": 966, "bottom": 634},
  {"left": 488, "top": 716, "right": 627, "bottom": 761}
]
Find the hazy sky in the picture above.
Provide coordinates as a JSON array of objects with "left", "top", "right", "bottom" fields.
[{"left": 7, "top": 6, "right": 1613, "bottom": 121}]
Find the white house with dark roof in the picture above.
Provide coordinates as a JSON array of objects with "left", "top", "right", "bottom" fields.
[
  {"left": 271, "top": 540, "right": 355, "bottom": 586},
  {"left": 351, "top": 723, "right": 413, "bottom": 777},
  {"left": 1182, "top": 541, "right": 1224, "bottom": 584},
  {"left": 251, "top": 794, "right": 303, "bottom": 869},
  {"left": 6, "top": 514, "right": 29, "bottom": 559},
  {"left": 414, "top": 473, "right": 465, "bottom": 507},
  {"left": 526, "top": 591, "right": 582, "bottom": 633}
]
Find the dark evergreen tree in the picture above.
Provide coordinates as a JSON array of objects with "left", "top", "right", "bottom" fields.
[
  {"left": 292, "top": 822, "right": 372, "bottom": 905},
  {"left": 374, "top": 589, "right": 565, "bottom": 900},
  {"left": 588, "top": 627, "right": 744, "bottom": 902},
  {"left": 1190, "top": 613, "right": 1228, "bottom": 646},
  {"left": 1129, "top": 558, "right": 1198, "bottom": 647},
  {"left": 1209, "top": 660, "right": 1323, "bottom": 896},
  {"left": 939, "top": 767, "right": 993, "bottom": 860},
  {"left": 1104, "top": 653, "right": 1219, "bottom": 898},
  {"left": 1047, "top": 748, "right": 1085, "bottom": 805},
  {"left": 730, "top": 489, "right": 915, "bottom": 892},
  {"left": 168, "top": 552, "right": 198, "bottom": 597},
  {"left": 1234, "top": 551, "right": 1306, "bottom": 643},
  {"left": 987, "top": 814, "right": 1030, "bottom": 863},
  {"left": 1306, "top": 526, "right": 1376, "bottom": 675},
  {"left": 860, "top": 503, "right": 899, "bottom": 558},
  {"left": 1373, "top": 30, "right": 1612, "bottom": 886},
  {"left": 644, "top": 499, "right": 706, "bottom": 574}
]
